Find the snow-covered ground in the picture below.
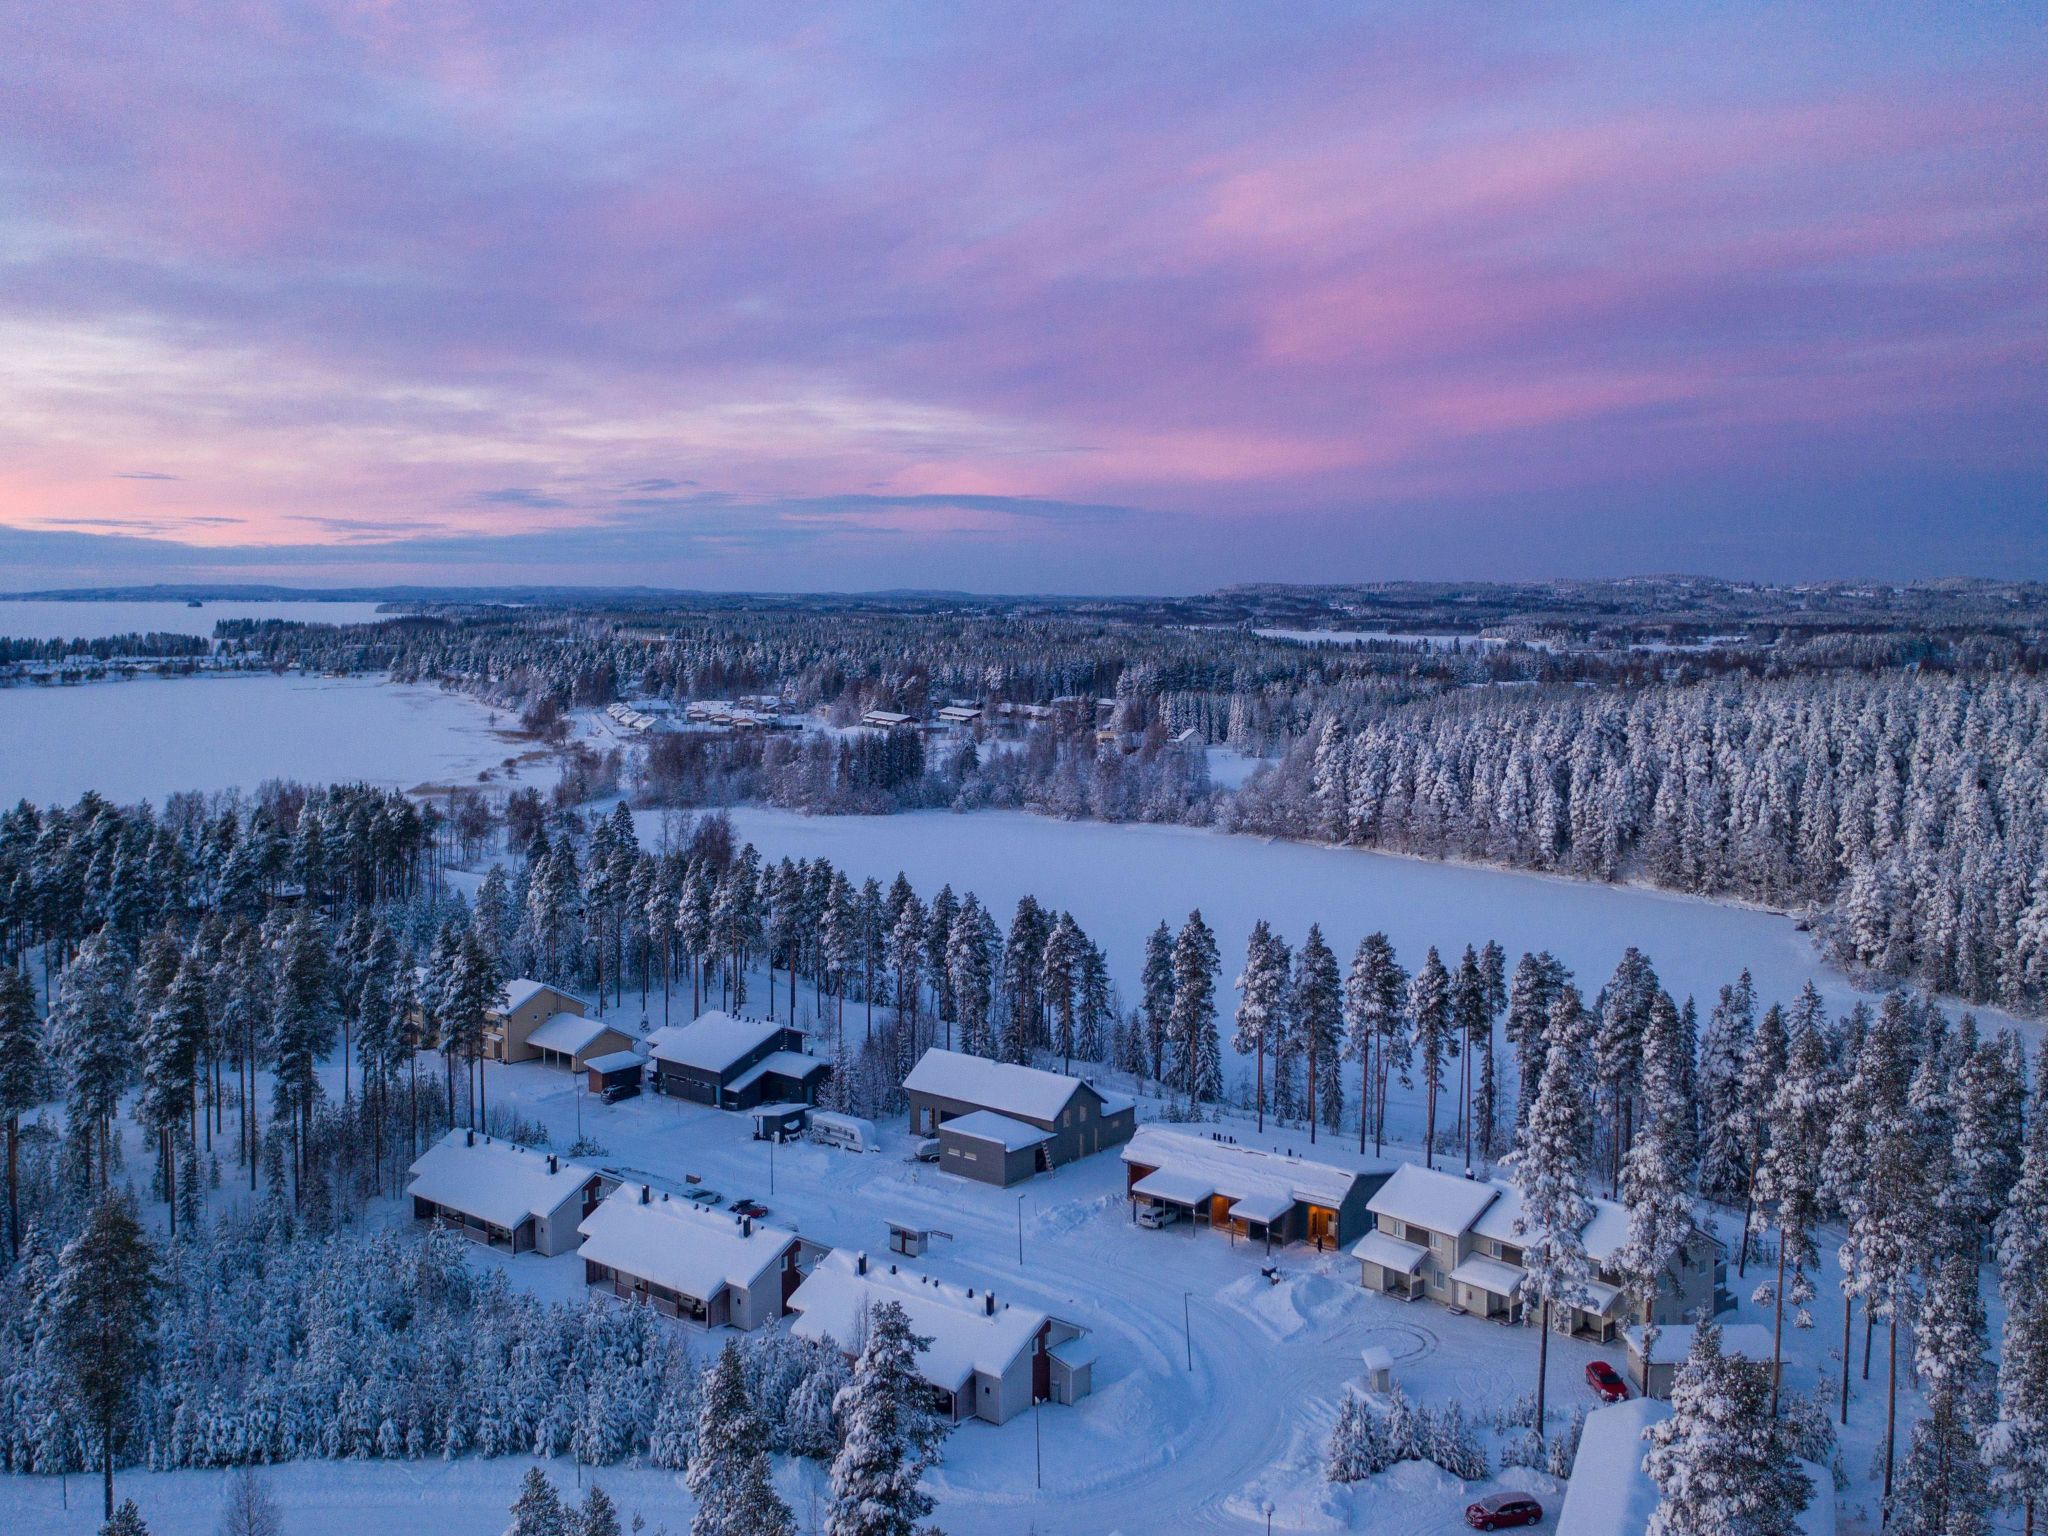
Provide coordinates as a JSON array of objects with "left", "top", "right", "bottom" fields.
[
  {"left": 0, "top": 598, "right": 391, "bottom": 642},
  {"left": 0, "top": 674, "right": 547, "bottom": 805}
]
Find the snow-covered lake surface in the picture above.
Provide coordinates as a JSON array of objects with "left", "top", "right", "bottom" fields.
[
  {"left": 0, "top": 597, "right": 391, "bottom": 641},
  {"left": 705, "top": 806, "right": 2001, "bottom": 1038},
  {"left": 0, "top": 674, "right": 540, "bottom": 806}
]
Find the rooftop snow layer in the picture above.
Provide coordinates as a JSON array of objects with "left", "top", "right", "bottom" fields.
[
  {"left": 904, "top": 1048, "right": 1089, "bottom": 1124},
  {"left": 1471, "top": 1179, "right": 1635, "bottom": 1262},
  {"left": 525, "top": 1012, "right": 618, "bottom": 1058},
  {"left": 788, "top": 1249, "right": 1050, "bottom": 1390},
  {"left": 1366, "top": 1163, "right": 1498, "bottom": 1236},
  {"left": 646, "top": 1011, "right": 783, "bottom": 1074},
  {"left": 1122, "top": 1126, "right": 1375, "bottom": 1215},
  {"left": 583, "top": 1049, "right": 646, "bottom": 1075},
  {"left": 1352, "top": 1229, "right": 1428, "bottom": 1275},
  {"left": 939, "top": 1110, "right": 1052, "bottom": 1150},
  {"left": 725, "top": 1049, "right": 829, "bottom": 1095},
  {"left": 1448, "top": 1254, "right": 1527, "bottom": 1295},
  {"left": 576, "top": 1189, "right": 795, "bottom": 1300},
  {"left": 406, "top": 1132, "right": 596, "bottom": 1230},
  {"left": 498, "top": 978, "right": 551, "bottom": 1016},
  {"left": 1558, "top": 1398, "right": 1832, "bottom": 1536}
]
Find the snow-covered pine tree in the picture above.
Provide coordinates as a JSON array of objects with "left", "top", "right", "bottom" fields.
[
  {"left": 1733, "top": 1001, "right": 1788, "bottom": 1277},
  {"left": 826, "top": 1299, "right": 946, "bottom": 1536},
  {"left": 1696, "top": 972, "right": 1754, "bottom": 1203},
  {"left": 1643, "top": 1320, "right": 1809, "bottom": 1536},
  {"left": 1616, "top": 988, "right": 1698, "bottom": 1397},
  {"left": 1990, "top": 1043, "right": 2048, "bottom": 1532},
  {"left": 689, "top": 1339, "right": 795, "bottom": 1536},
  {"left": 1233, "top": 920, "right": 1287, "bottom": 1133},
  {"left": 1755, "top": 1005, "right": 1832, "bottom": 1415},
  {"left": 1504, "top": 1009, "right": 1594, "bottom": 1444},
  {"left": 1141, "top": 921, "right": 1176, "bottom": 1088},
  {"left": 1408, "top": 947, "right": 1453, "bottom": 1168},
  {"left": 1294, "top": 925, "right": 1342, "bottom": 1146},
  {"left": 1344, "top": 931, "right": 1406, "bottom": 1155},
  {"left": 508, "top": 1466, "right": 570, "bottom": 1536},
  {"left": 1892, "top": 1252, "right": 1995, "bottom": 1536},
  {"left": 1170, "top": 911, "right": 1221, "bottom": 1105},
  {"left": 0, "top": 965, "right": 46, "bottom": 1258},
  {"left": 1504, "top": 950, "right": 1567, "bottom": 1139}
]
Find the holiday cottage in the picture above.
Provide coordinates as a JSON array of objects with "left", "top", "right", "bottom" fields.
[
  {"left": 406, "top": 1130, "right": 605, "bottom": 1256},
  {"left": 903, "top": 1048, "right": 1134, "bottom": 1186},
  {"left": 481, "top": 978, "right": 634, "bottom": 1070},
  {"left": 787, "top": 1250, "right": 1092, "bottom": 1425},
  {"left": 644, "top": 1011, "right": 830, "bottom": 1109},
  {"left": 1354, "top": 1162, "right": 1719, "bottom": 1339},
  {"left": 577, "top": 1183, "right": 820, "bottom": 1330},
  {"left": 1119, "top": 1127, "right": 1386, "bottom": 1249}
]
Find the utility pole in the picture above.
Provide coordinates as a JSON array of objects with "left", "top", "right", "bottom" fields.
[
  {"left": 1034, "top": 1398, "right": 1042, "bottom": 1488},
  {"left": 1016, "top": 1192, "right": 1026, "bottom": 1266},
  {"left": 1183, "top": 1291, "right": 1193, "bottom": 1371}
]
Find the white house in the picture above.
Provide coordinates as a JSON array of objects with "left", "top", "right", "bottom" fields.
[
  {"left": 787, "top": 1250, "right": 1091, "bottom": 1425},
  {"left": 406, "top": 1130, "right": 604, "bottom": 1256},
  {"left": 1556, "top": 1398, "right": 1833, "bottom": 1536},
  {"left": 578, "top": 1184, "right": 816, "bottom": 1330},
  {"left": 1355, "top": 1161, "right": 1717, "bottom": 1339}
]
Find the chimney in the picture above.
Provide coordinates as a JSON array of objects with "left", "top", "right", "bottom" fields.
[
  {"left": 984, "top": 1292, "right": 996, "bottom": 1316},
  {"left": 741, "top": 1216, "right": 752, "bottom": 1237},
  {"left": 465, "top": 1129, "right": 475, "bottom": 1148},
  {"left": 640, "top": 1184, "right": 651, "bottom": 1205},
  {"left": 548, "top": 1154, "right": 558, "bottom": 1175},
  {"left": 856, "top": 1252, "right": 867, "bottom": 1276}
]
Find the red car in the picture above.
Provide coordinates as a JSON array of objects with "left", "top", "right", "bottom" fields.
[
  {"left": 1586, "top": 1359, "right": 1629, "bottom": 1403},
  {"left": 1465, "top": 1493, "right": 1544, "bottom": 1529}
]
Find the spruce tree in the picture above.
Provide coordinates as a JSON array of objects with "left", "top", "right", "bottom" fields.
[
  {"left": 1755, "top": 1008, "right": 1831, "bottom": 1415},
  {"left": 1292, "top": 925, "right": 1342, "bottom": 1145},
  {"left": 1141, "top": 921, "right": 1176, "bottom": 1087},
  {"left": 54, "top": 1197, "right": 159, "bottom": 1520},
  {"left": 1408, "top": 948, "right": 1452, "bottom": 1168},
  {"left": 1991, "top": 1045, "right": 2048, "bottom": 1532},
  {"left": 0, "top": 965, "right": 44, "bottom": 1258},
  {"left": 509, "top": 1466, "right": 569, "bottom": 1536},
  {"left": 1345, "top": 932, "right": 1407, "bottom": 1155},
  {"left": 1644, "top": 1320, "right": 1809, "bottom": 1536},
  {"left": 1170, "top": 911, "right": 1221, "bottom": 1105},
  {"left": 690, "top": 1339, "right": 795, "bottom": 1536},
  {"left": 1892, "top": 1253, "right": 1995, "bottom": 1536},
  {"left": 1234, "top": 921, "right": 1287, "bottom": 1133},
  {"left": 1616, "top": 990, "right": 1697, "bottom": 1393},
  {"left": 826, "top": 1300, "right": 946, "bottom": 1536}
]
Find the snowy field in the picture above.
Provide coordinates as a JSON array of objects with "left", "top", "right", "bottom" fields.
[
  {"left": 0, "top": 598, "right": 390, "bottom": 641},
  {"left": 0, "top": 674, "right": 543, "bottom": 805},
  {"left": 693, "top": 806, "right": 2023, "bottom": 1057}
]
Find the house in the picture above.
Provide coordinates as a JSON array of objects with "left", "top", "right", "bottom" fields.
[
  {"left": 1121, "top": 1127, "right": 1386, "bottom": 1249},
  {"left": 578, "top": 1184, "right": 818, "bottom": 1330},
  {"left": 406, "top": 1130, "right": 605, "bottom": 1256},
  {"left": 1354, "top": 1162, "right": 1719, "bottom": 1340},
  {"left": 645, "top": 1010, "right": 830, "bottom": 1109},
  {"left": 787, "top": 1250, "right": 1092, "bottom": 1424},
  {"left": 903, "top": 1048, "right": 1135, "bottom": 1186},
  {"left": 860, "top": 708, "right": 916, "bottom": 729},
  {"left": 1556, "top": 1398, "right": 1833, "bottom": 1536},
  {"left": 935, "top": 704, "right": 982, "bottom": 725},
  {"left": 482, "top": 979, "right": 634, "bottom": 1069},
  {"left": 1626, "top": 1321, "right": 1778, "bottom": 1399}
]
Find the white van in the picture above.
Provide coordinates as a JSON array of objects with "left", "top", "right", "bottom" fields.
[{"left": 809, "top": 1111, "right": 878, "bottom": 1154}]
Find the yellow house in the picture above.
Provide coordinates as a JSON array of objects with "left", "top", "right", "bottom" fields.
[{"left": 484, "top": 979, "right": 636, "bottom": 1070}]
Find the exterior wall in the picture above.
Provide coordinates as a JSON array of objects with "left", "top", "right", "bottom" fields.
[
  {"left": 531, "top": 1176, "right": 604, "bottom": 1257},
  {"left": 489, "top": 986, "right": 587, "bottom": 1064},
  {"left": 532, "top": 1024, "right": 634, "bottom": 1073},
  {"left": 909, "top": 1081, "right": 1133, "bottom": 1176},
  {"left": 1372, "top": 1212, "right": 1469, "bottom": 1302},
  {"left": 1332, "top": 1174, "right": 1387, "bottom": 1246},
  {"left": 654, "top": 1026, "right": 814, "bottom": 1109},
  {"left": 972, "top": 1350, "right": 1034, "bottom": 1425},
  {"left": 939, "top": 1131, "right": 1039, "bottom": 1186}
]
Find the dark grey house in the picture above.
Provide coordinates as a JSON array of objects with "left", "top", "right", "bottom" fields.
[
  {"left": 646, "top": 1011, "right": 830, "bottom": 1110},
  {"left": 904, "top": 1048, "right": 1135, "bottom": 1187}
]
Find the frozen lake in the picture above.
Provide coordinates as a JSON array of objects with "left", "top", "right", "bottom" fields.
[
  {"left": 0, "top": 597, "right": 391, "bottom": 642},
  {"left": 706, "top": 805, "right": 1999, "bottom": 1039},
  {"left": 0, "top": 673, "right": 539, "bottom": 806}
]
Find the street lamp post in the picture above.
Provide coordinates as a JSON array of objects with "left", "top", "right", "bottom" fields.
[
  {"left": 1183, "top": 1291, "right": 1193, "bottom": 1371},
  {"left": 1017, "top": 1192, "right": 1026, "bottom": 1266}
]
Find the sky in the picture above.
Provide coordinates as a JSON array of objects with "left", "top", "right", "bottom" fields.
[{"left": 0, "top": 2, "right": 2042, "bottom": 593}]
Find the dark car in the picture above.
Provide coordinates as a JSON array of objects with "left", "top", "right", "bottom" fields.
[
  {"left": 1465, "top": 1492, "right": 1543, "bottom": 1529},
  {"left": 731, "top": 1198, "right": 770, "bottom": 1219},
  {"left": 1586, "top": 1359, "right": 1629, "bottom": 1403}
]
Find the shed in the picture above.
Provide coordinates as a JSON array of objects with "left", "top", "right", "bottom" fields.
[
  {"left": 1359, "top": 1345, "right": 1394, "bottom": 1395},
  {"left": 1626, "top": 1321, "right": 1778, "bottom": 1399},
  {"left": 749, "top": 1102, "right": 811, "bottom": 1141},
  {"left": 585, "top": 1050, "right": 646, "bottom": 1099}
]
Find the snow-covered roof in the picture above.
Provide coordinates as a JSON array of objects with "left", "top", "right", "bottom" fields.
[
  {"left": 1557, "top": 1399, "right": 1832, "bottom": 1536},
  {"left": 498, "top": 978, "right": 553, "bottom": 1016},
  {"left": 788, "top": 1250, "right": 1050, "bottom": 1391},
  {"left": 646, "top": 1011, "right": 784, "bottom": 1074},
  {"left": 904, "top": 1048, "right": 1088, "bottom": 1124},
  {"left": 1473, "top": 1179, "right": 1632, "bottom": 1260},
  {"left": 576, "top": 1189, "right": 796, "bottom": 1301},
  {"left": 1352, "top": 1229, "right": 1428, "bottom": 1275},
  {"left": 940, "top": 1110, "right": 1053, "bottom": 1151},
  {"left": 1449, "top": 1254, "right": 1527, "bottom": 1296},
  {"left": 1625, "top": 1322, "right": 1776, "bottom": 1363},
  {"left": 1123, "top": 1126, "right": 1375, "bottom": 1216},
  {"left": 406, "top": 1132, "right": 597, "bottom": 1230},
  {"left": 584, "top": 1049, "right": 646, "bottom": 1075},
  {"left": 726, "top": 1049, "right": 829, "bottom": 1095},
  {"left": 1366, "top": 1163, "right": 1498, "bottom": 1236},
  {"left": 1131, "top": 1167, "right": 1218, "bottom": 1206},
  {"left": 525, "top": 1012, "right": 619, "bottom": 1058}
]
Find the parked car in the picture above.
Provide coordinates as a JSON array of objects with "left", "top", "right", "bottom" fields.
[
  {"left": 731, "top": 1198, "right": 770, "bottom": 1219},
  {"left": 1586, "top": 1359, "right": 1629, "bottom": 1403},
  {"left": 601, "top": 1081, "right": 639, "bottom": 1104},
  {"left": 913, "top": 1137, "right": 942, "bottom": 1163},
  {"left": 1135, "top": 1200, "right": 1181, "bottom": 1229},
  {"left": 1465, "top": 1492, "right": 1543, "bottom": 1529},
  {"left": 684, "top": 1187, "right": 723, "bottom": 1206}
]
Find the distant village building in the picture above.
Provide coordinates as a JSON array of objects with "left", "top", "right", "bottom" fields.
[
  {"left": 788, "top": 1249, "right": 1093, "bottom": 1424},
  {"left": 935, "top": 704, "right": 983, "bottom": 725},
  {"left": 406, "top": 1130, "right": 605, "bottom": 1256},
  {"left": 645, "top": 1010, "right": 830, "bottom": 1109},
  {"left": 1354, "top": 1161, "right": 1722, "bottom": 1338},
  {"left": 482, "top": 979, "right": 635, "bottom": 1070},
  {"left": 578, "top": 1183, "right": 819, "bottom": 1330},
  {"left": 903, "top": 1048, "right": 1135, "bottom": 1186},
  {"left": 860, "top": 708, "right": 917, "bottom": 729},
  {"left": 1120, "top": 1127, "right": 1385, "bottom": 1249}
]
